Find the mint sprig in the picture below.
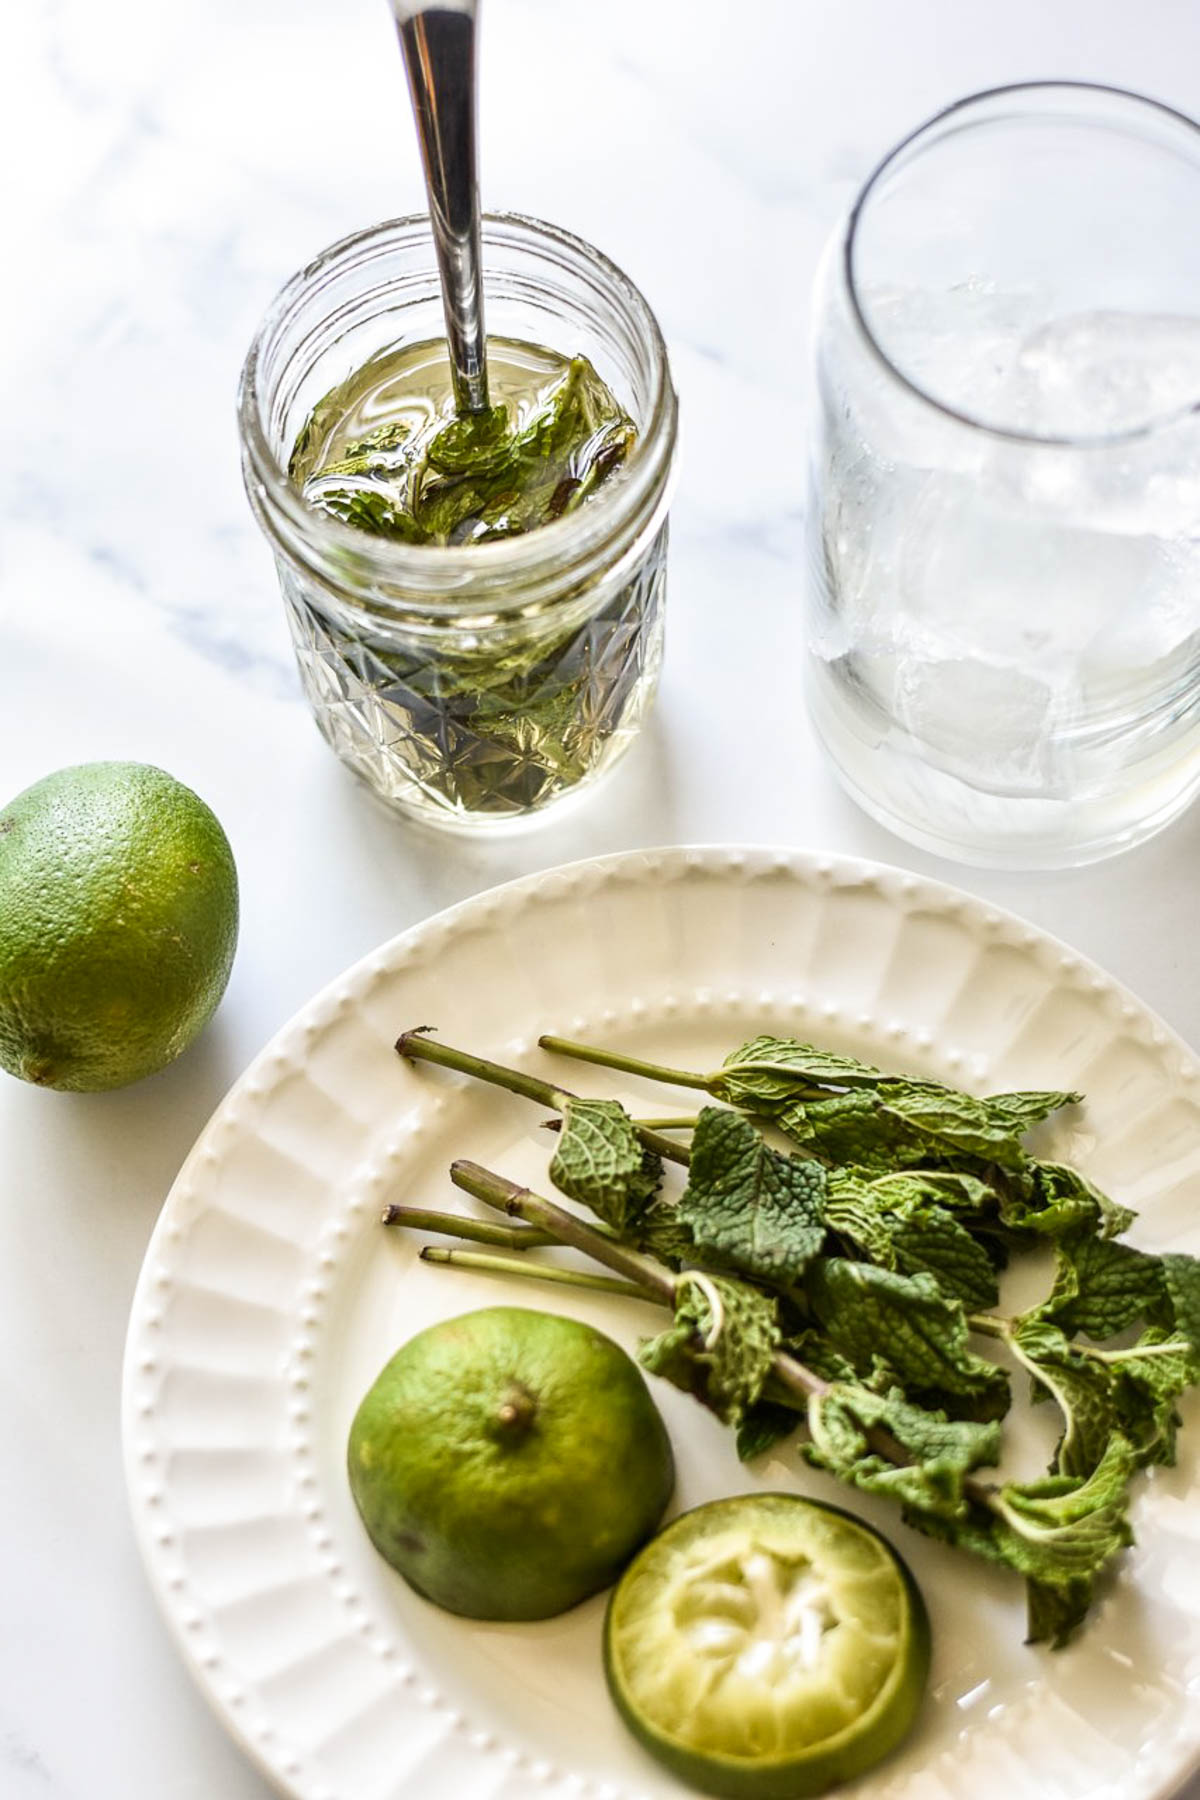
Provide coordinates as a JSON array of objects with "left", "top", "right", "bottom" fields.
[{"left": 391, "top": 1027, "right": 1200, "bottom": 1645}]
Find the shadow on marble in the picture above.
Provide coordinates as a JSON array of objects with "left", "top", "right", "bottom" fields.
[{"left": 313, "top": 708, "right": 687, "bottom": 921}]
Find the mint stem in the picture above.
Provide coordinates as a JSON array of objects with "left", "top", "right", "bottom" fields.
[
  {"left": 420, "top": 1244, "right": 664, "bottom": 1303},
  {"left": 450, "top": 1161, "right": 679, "bottom": 1301},
  {"left": 382, "top": 1203, "right": 555, "bottom": 1251},
  {"left": 397, "top": 1029, "right": 690, "bottom": 1166},
  {"left": 634, "top": 1116, "right": 704, "bottom": 1131},
  {"left": 397, "top": 1028, "right": 571, "bottom": 1111},
  {"left": 968, "top": 1313, "right": 1010, "bottom": 1341},
  {"left": 538, "top": 1034, "right": 714, "bottom": 1092}
]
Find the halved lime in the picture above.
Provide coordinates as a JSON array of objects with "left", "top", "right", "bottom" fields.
[
  {"left": 347, "top": 1307, "right": 674, "bottom": 1620},
  {"left": 603, "top": 1494, "right": 930, "bottom": 1799}
]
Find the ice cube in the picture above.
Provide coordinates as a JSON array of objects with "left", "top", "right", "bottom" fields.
[
  {"left": 893, "top": 655, "right": 1074, "bottom": 795},
  {"left": 1006, "top": 311, "right": 1200, "bottom": 438},
  {"left": 1079, "top": 541, "right": 1200, "bottom": 722},
  {"left": 858, "top": 281, "right": 1045, "bottom": 423},
  {"left": 893, "top": 473, "right": 1147, "bottom": 659}
]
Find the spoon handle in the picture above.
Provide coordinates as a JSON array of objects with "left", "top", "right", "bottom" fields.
[{"left": 391, "top": 0, "right": 490, "bottom": 414}]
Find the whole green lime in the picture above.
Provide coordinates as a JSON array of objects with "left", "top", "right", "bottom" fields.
[
  {"left": 0, "top": 762, "right": 238, "bottom": 1091},
  {"left": 347, "top": 1305, "right": 676, "bottom": 1620}
]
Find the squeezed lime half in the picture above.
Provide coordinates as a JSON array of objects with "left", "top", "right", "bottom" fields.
[{"left": 603, "top": 1494, "right": 930, "bottom": 1799}]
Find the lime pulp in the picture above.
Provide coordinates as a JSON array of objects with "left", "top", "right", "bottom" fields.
[{"left": 603, "top": 1493, "right": 931, "bottom": 1799}]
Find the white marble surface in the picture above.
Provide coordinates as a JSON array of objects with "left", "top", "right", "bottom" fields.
[{"left": 5, "top": 2, "right": 1200, "bottom": 1795}]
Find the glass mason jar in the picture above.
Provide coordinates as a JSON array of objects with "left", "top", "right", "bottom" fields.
[
  {"left": 239, "top": 214, "right": 677, "bottom": 830},
  {"left": 805, "top": 84, "right": 1200, "bottom": 868}
]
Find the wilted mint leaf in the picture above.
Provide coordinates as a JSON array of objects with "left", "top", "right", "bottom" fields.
[
  {"left": 638, "top": 1272, "right": 780, "bottom": 1427},
  {"left": 807, "top": 1259, "right": 1010, "bottom": 1419},
  {"left": 1104, "top": 1328, "right": 1200, "bottom": 1468},
  {"left": 549, "top": 1097, "right": 661, "bottom": 1232},
  {"left": 915, "top": 1434, "right": 1136, "bottom": 1646},
  {"left": 804, "top": 1382, "right": 1002, "bottom": 1523},
  {"left": 780, "top": 1328, "right": 860, "bottom": 1386},
  {"left": 1002, "top": 1162, "right": 1135, "bottom": 1242},
  {"left": 1012, "top": 1308, "right": 1200, "bottom": 1478},
  {"left": 675, "top": 1107, "right": 826, "bottom": 1283},
  {"left": 324, "top": 419, "right": 412, "bottom": 474},
  {"left": 992, "top": 1435, "right": 1135, "bottom": 1583},
  {"left": 1008, "top": 1316, "right": 1118, "bottom": 1478},
  {"left": 1024, "top": 1578, "right": 1095, "bottom": 1649},
  {"left": 426, "top": 405, "right": 515, "bottom": 476},
  {"left": 308, "top": 482, "right": 427, "bottom": 541},
  {"left": 868, "top": 1168, "right": 1000, "bottom": 1215}
]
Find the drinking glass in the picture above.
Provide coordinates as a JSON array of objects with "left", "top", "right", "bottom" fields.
[{"left": 805, "top": 83, "right": 1200, "bottom": 867}]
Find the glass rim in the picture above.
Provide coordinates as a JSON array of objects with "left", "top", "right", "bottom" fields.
[
  {"left": 237, "top": 210, "right": 677, "bottom": 603},
  {"left": 843, "top": 80, "right": 1200, "bottom": 449}
]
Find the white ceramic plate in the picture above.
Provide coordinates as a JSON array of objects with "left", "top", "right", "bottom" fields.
[{"left": 123, "top": 846, "right": 1200, "bottom": 1800}]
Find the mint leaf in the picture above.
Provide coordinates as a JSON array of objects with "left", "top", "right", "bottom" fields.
[
  {"left": 711, "top": 1037, "right": 888, "bottom": 1112},
  {"left": 425, "top": 405, "right": 516, "bottom": 476},
  {"left": 777, "top": 1090, "right": 932, "bottom": 1171},
  {"left": 634, "top": 1202, "right": 695, "bottom": 1268},
  {"left": 915, "top": 1435, "right": 1135, "bottom": 1646},
  {"left": 807, "top": 1259, "right": 1010, "bottom": 1419},
  {"left": 823, "top": 1180, "right": 897, "bottom": 1267},
  {"left": 1003, "top": 1162, "right": 1135, "bottom": 1241},
  {"left": 675, "top": 1107, "right": 826, "bottom": 1283},
  {"left": 549, "top": 1097, "right": 661, "bottom": 1232},
  {"left": 1160, "top": 1254, "right": 1200, "bottom": 1355},
  {"left": 1008, "top": 1316, "right": 1118, "bottom": 1477},
  {"left": 826, "top": 1170, "right": 999, "bottom": 1310},
  {"left": 324, "top": 419, "right": 412, "bottom": 474},
  {"left": 1109, "top": 1329, "right": 1200, "bottom": 1467},
  {"left": 984, "top": 1090, "right": 1082, "bottom": 1135},
  {"left": 804, "top": 1382, "right": 1002, "bottom": 1523},
  {"left": 638, "top": 1272, "right": 780, "bottom": 1427},
  {"left": 992, "top": 1435, "right": 1135, "bottom": 1584},
  {"left": 781, "top": 1328, "right": 860, "bottom": 1386},
  {"left": 1025, "top": 1578, "right": 1094, "bottom": 1649},
  {"left": 1011, "top": 1311, "right": 1200, "bottom": 1477},
  {"left": 308, "top": 482, "right": 427, "bottom": 541},
  {"left": 868, "top": 1168, "right": 1000, "bottom": 1215},
  {"left": 890, "top": 1205, "right": 1000, "bottom": 1311},
  {"left": 876, "top": 1083, "right": 1033, "bottom": 1172},
  {"left": 735, "top": 1399, "right": 801, "bottom": 1462},
  {"left": 1043, "top": 1232, "right": 1166, "bottom": 1340}
]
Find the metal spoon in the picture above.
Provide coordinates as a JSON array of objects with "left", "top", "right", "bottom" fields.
[{"left": 390, "top": 0, "right": 490, "bottom": 415}]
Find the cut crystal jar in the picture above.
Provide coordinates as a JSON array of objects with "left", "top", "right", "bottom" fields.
[{"left": 239, "top": 214, "right": 677, "bottom": 830}]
